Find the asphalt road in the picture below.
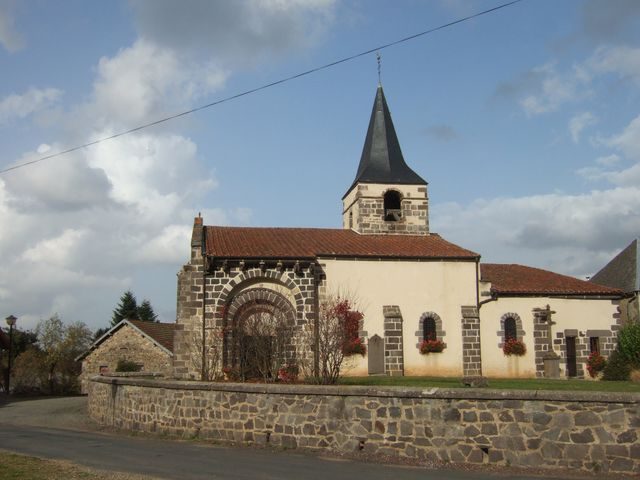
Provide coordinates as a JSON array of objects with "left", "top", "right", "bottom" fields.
[{"left": 0, "top": 397, "right": 580, "bottom": 480}]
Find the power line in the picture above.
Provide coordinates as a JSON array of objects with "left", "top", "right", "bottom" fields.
[{"left": 0, "top": 0, "right": 524, "bottom": 176}]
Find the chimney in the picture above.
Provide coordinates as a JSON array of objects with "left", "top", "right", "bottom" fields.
[{"left": 191, "top": 213, "right": 203, "bottom": 253}]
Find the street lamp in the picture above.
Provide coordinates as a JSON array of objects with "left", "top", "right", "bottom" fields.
[{"left": 5, "top": 315, "right": 17, "bottom": 394}]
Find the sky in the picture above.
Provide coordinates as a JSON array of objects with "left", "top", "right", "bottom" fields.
[{"left": 1, "top": 0, "right": 640, "bottom": 332}]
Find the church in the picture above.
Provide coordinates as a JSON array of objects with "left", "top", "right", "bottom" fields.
[{"left": 172, "top": 85, "right": 623, "bottom": 381}]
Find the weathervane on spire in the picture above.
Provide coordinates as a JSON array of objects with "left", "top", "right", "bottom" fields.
[{"left": 376, "top": 51, "right": 382, "bottom": 85}]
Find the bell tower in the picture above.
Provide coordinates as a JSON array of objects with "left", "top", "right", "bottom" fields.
[{"left": 343, "top": 85, "right": 429, "bottom": 235}]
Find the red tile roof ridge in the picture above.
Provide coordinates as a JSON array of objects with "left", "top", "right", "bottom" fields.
[
  {"left": 204, "top": 225, "right": 479, "bottom": 259},
  {"left": 481, "top": 263, "right": 622, "bottom": 296}
]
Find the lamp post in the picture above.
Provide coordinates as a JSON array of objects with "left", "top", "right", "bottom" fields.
[{"left": 5, "top": 315, "right": 17, "bottom": 394}]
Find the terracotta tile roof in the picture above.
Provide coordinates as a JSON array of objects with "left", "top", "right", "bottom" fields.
[
  {"left": 205, "top": 226, "right": 479, "bottom": 260},
  {"left": 481, "top": 263, "right": 622, "bottom": 297},
  {"left": 128, "top": 320, "right": 176, "bottom": 353}
]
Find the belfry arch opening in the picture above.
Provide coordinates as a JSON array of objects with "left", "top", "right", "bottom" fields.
[{"left": 384, "top": 190, "right": 402, "bottom": 221}]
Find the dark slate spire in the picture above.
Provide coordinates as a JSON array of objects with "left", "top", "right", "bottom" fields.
[{"left": 345, "top": 85, "right": 426, "bottom": 196}]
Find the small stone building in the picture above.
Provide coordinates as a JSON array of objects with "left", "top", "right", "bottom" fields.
[
  {"left": 78, "top": 320, "right": 175, "bottom": 393},
  {"left": 172, "top": 84, "right": 623, "bottom": 381}
]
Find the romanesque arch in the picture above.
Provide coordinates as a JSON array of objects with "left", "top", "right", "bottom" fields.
[
  {"left": 223, "top": 286, "right": 298, "bottom": 380},
  {"left": 217, "top": 269, "right": 305, "bottom": 319}
]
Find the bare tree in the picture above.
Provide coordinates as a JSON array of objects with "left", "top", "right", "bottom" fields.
[
  {"left": 302, "top": 295, "right": 365, "bottom": 385},
  {"left": 232, "top": 308, "right": 295, "bottom": 382},
  {"left": 187, "top": 326, "right": 224, "bottom": 381}
]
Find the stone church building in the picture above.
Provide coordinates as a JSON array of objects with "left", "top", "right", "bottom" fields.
[{"left": 172, "top": 85, "right": 623, "bottom": 381}]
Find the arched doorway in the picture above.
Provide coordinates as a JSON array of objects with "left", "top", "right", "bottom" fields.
[{"left": 225, "top": 288, "right": 297, "bottom": 381}]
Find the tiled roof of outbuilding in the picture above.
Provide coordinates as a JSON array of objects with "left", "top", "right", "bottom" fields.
[
  {"left": 205, "top": 226, "right": 479, "bottom": 260},
  {"left": 127, "top": 320, "right": 176, "bottom": 353},
  {"left": 481, "top": 263, "right": 622, "bottom": 297},
  {"left": 76, "top": 320, "right": 176, "bottom": 361}
]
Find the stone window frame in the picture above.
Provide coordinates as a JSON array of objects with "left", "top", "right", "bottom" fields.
[
  {"left": 497, "top": 312, "right": 526, "bottom": 349},
  {"left": 415, "top": 312, "right": 446, "bottom": 349}
]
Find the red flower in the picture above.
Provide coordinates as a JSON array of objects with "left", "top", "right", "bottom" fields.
[
  {"left": 503, "top": 338, "right": 526, "bottom": 356},
  {"left": 419, "top": 339, "right": 445, "bottom": 354},
  {"left": 586, "top": 351, "right": 606, "bottom": 378}
]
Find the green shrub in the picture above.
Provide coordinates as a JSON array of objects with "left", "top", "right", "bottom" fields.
[
  {"left": 115, "top": 359, "right": 142, "bottom": 372},
  {"left": 602, "top": 349, "right": 631, "bottom": 381},
  {"left": 617, "top": 321, "right": 640, "bottom": 368}
]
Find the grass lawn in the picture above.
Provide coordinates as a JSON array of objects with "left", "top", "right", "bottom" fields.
[
  {"left": 338, "top": 376, "right": 640, "bottom": 393},
  {"left": 0, "top": 451, "right": 159, "bottom": 480}
]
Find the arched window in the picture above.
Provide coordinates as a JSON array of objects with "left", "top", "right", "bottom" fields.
[
  {"left": 383, "top": 190, "right": 402, "bottom": 221},
  {"left": 416, "top": 312, "right": 445, "bottom": 350},
  {"left": 423, "top": 317, "right": 436, "bottom": 341},
  {"left": 504, "top": 316, "right": 517, "bottom": 341}
]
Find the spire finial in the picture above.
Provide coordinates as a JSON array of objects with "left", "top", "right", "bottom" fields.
[{"left": 376, "top": 51, "right": 382, "bottom": 85}]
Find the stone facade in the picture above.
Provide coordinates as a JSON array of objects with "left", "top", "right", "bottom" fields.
[
  {"left": 78, "top": 324, "right": 172, "bottom": 394},
  {"left": 342, "top": 183, "right": 429, "bottom": 235},
  {"left": 461, "top": 306, "right": 482, "bottom": 377},
  {"left": 383, "top": 306, "right": 404, "bottom": 376},
  {"left": 173, "top": 220, "right": 319, "bottom": 380},
  {"left": 88, "top": 377, "right": 640, "bottom": 476}
]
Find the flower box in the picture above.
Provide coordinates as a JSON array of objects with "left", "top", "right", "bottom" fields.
[
  {"left": 419, "top": 339, "right": 446, "bottom": 354},
  {"left": 503, "top": 338, "right": 526, "bottom": 356}
]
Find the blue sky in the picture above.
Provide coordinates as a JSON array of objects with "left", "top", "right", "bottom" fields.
[{"left": 1, "top": 0, "right": 640, "bottom": 331}]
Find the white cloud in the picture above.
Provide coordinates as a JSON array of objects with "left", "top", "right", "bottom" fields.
[
  {"left": 0, "top": 0, "right": 24, "bottom": 52},
  {"left": 588, "top": 45, "right": 640, "bottom": 85},
  {"left": 130, "top": 0, "right": 336, "bottom": 68},
  {"left": 602, "top": 114, "right": 640, "bottom": 161},
  {"left": 91, "top": 39, "right": 227, "bottom": 127},
  {"left": 0, "top": 87, "right": 62, "bottom": 124},
  {"left": 595, "top": 154, "right": 620, "bottom": 166},
  {"left": 5, "top": 146, "right": 112, "bottom": 212},
  {"left": 569, "top": 112, "right": 596, "bottom": 143},
  {"left": 22, "top": 229, "right": 87, "bottom": 266},
  {"left": 433, "top": 186, "right": 640, "bottom": 277},
  {"left": 519, "top": 64, "right": 591, "bottom": 116},
  {"left": 0, "top": 0, "right": 336, "bottom": 330}
]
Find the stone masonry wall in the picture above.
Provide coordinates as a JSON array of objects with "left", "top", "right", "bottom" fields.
[
  {"left": 88, "top": 378, "right": 640, "bottom": 476},
  {"left": 173, "top": 217, "right": 318, "bottom": 380},
  {"left": 383, "top": 306, "right": 404, "bottom": 376},
  {"left": 79, "top": 326, "right": 172, "bottom": 394},
  {"left": 461, "top": 306, "right": 482, "bottom": 377},
  {"left": 172, "top": 217, "right": 206, "bottom": 379},
  {"left": 343, "top": 184, "right": 429, "bottom": 235}
]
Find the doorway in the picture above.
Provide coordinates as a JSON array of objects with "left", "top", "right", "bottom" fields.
[{"left": 566, "top": 336, "right": 577, "bottom": 377}]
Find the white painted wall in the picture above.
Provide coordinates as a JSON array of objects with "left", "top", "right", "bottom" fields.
[
  {"left": 321, "top": 257, "right": 478, "bottom": 376},
  {"left": 479, "top": 297, "right": 618, "bottom": 378}
]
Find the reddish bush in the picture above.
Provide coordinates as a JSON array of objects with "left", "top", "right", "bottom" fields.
[
  {"left": 277, "top": 365, "right": 299, "bottom": 383},
  {"left": 330, "top": 299, "right": 365, "bottom": 357},
  {"left": 503, "top": 338, "right": 526, "bottom": 356},
  {"left": 586, "top": 351, "right": 606, "bottom": 378}
]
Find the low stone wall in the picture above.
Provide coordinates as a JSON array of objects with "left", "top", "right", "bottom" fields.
[{"left": 88, "top": 377, "right": 639, "bottom": 476}]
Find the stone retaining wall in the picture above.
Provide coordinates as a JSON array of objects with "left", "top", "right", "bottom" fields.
[{"left": 88, "top": 377, "right": 639, "bottom": 476}]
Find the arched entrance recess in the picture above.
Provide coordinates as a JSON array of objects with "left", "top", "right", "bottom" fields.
[{"left": 224, "top": 288, "right": 297, "bottom": 380}]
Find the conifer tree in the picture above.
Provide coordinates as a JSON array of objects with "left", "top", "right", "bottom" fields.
[
  {"left": 111, "top": 290, "right": 139, "bottom": 326},
  {"left": 137, "top": 299, "right": 158, "bottom": 322}
]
